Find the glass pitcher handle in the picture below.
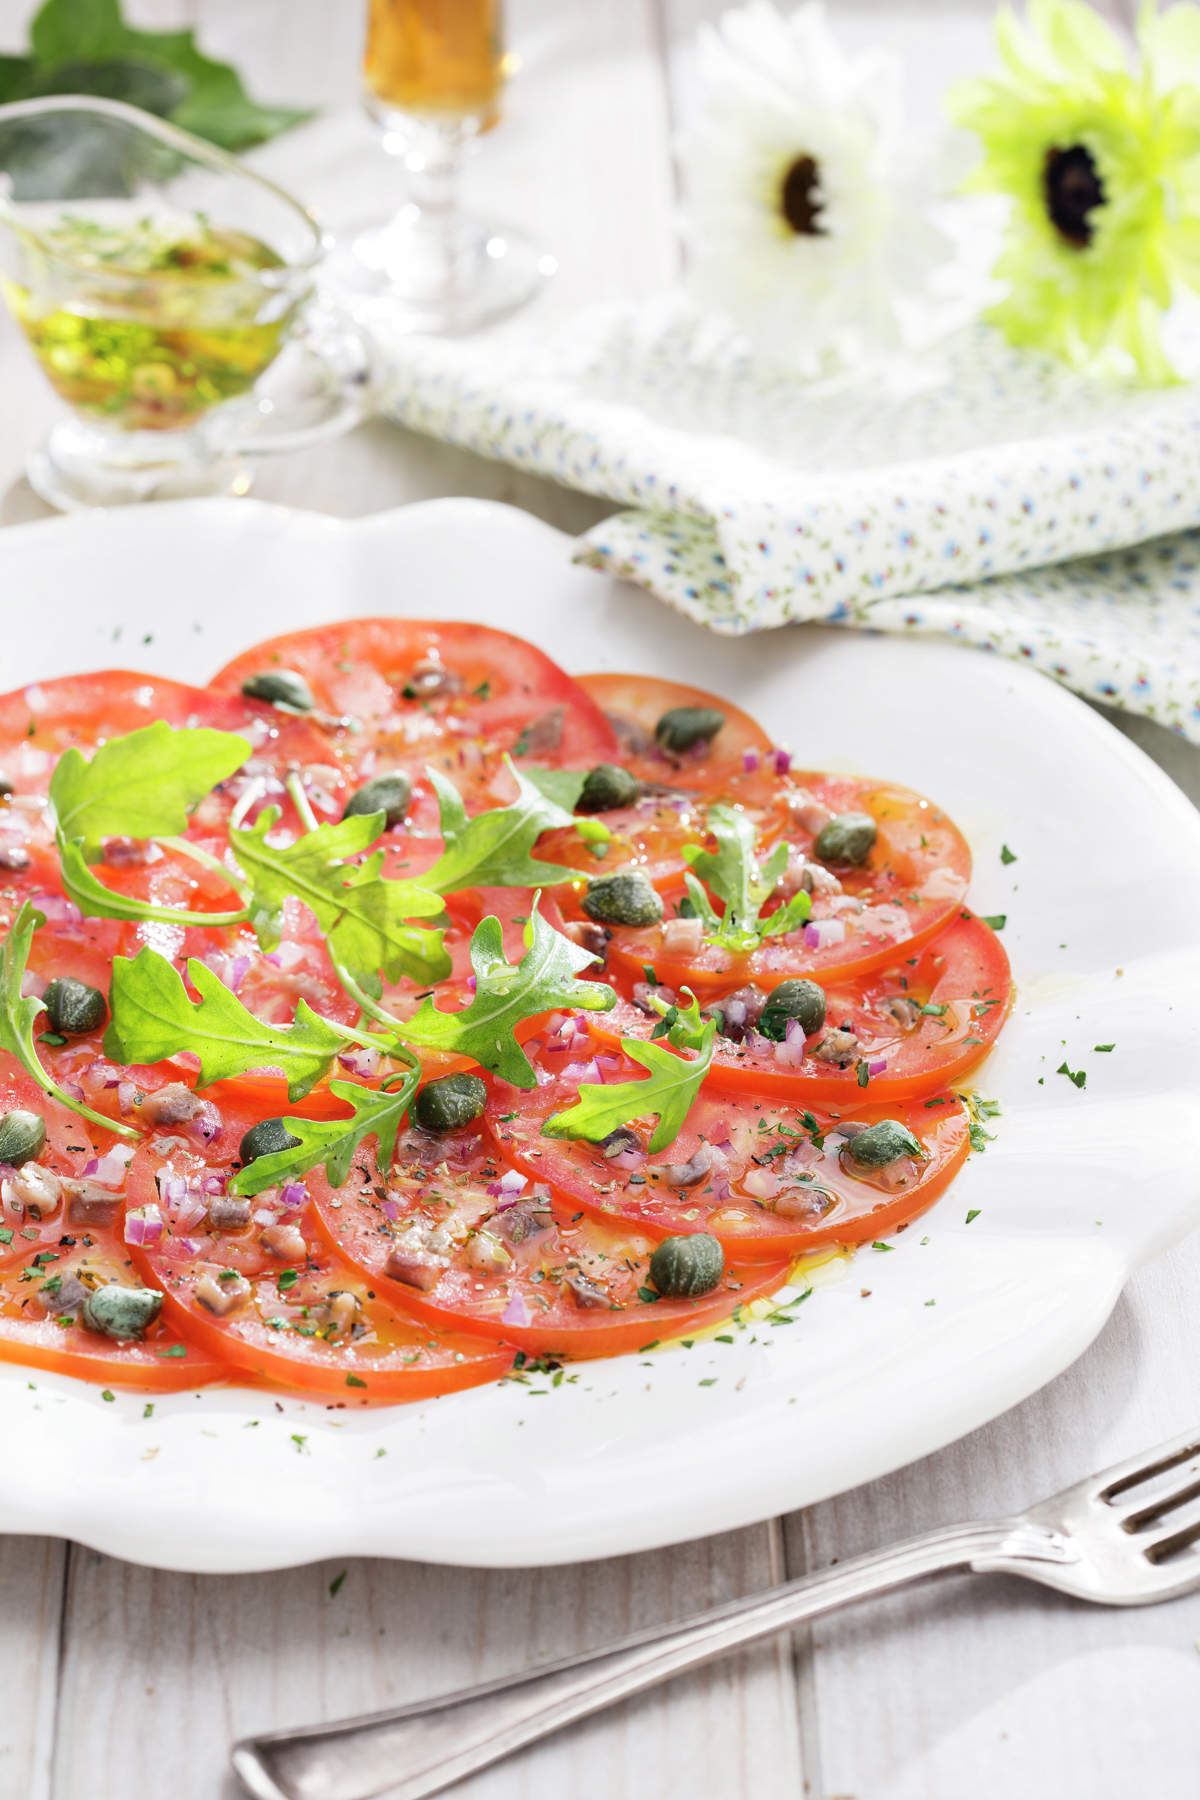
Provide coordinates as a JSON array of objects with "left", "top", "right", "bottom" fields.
[{"left": 205, "top": 301, "right": 373, "bottom": 459}]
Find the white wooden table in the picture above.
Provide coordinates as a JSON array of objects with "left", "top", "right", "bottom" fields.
[{"left": 2, "top": 3, "right": 1199, "bottom": 1797}]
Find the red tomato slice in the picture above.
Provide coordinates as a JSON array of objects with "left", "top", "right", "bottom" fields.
[
  {"left": 0, "top": 1063, "right": 222, "bottom": 1389},
  {"left": 122, "top": 1092, "right": 513, "bottom": 1402},
  {"left": 603, "top": 772, "right": 973, "bottom": 995},
  {"left": 207, "top": 619, "right": 620, "bottom": 804},
  {"left": 534, "top": 672, "right": 789, "bottom": 887},
  {"left": 305, "top": 1113, "right": 791, "bottom": 1358},
  {"left": 485, "top": 1036, "right": 970, "bottom": 1257},
  {"left": 590, "top": 913, "right": 1012, "bottom": 1103}
]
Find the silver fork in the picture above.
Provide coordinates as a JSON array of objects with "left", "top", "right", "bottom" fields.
[{"left": 232, "top": 1425, "right": 1200, "bottom": 1800}]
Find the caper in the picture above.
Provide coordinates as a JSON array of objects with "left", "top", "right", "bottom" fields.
[
  {"left": 577, "top": 764, "right": 640, "bottom": 814},
  {"left": 343, "top": 771, "right": 412, "bottom": 830},
  {"left": 814, "top": 811, "right": 877, "bottom": 866},
  {"left": 0, "top": 1109, "right": 45, "bottom": 1167},
  {"left": 843, "top": 1119, "right": 923, "bottom": 1167},
  {"left": 648, "top": 1232, "right": 725, "bottom": 1298},
  {"left": 239, "top": 1117, "right": 302, "bottom": 1166},
  {"left": 654, "top": 706, "right": 726, "bottom": 755},
  {"left": 582, "top": 871, "right": 663, "bottom": 928},
  {"left": 0, "top": 773, "right": 12, "bottom": 800},
  {"left": 42, "top": 976, "right": 106, "bottom": 1037},
  {"left": 82, "top": 1284, "right": 163, "bottom": 1341},
  {"left": 413, "top": 1073, "right": 488, "bottom": 1133},
  {"left": 759, "top": 978, "right": 826, "bottom": 1042},
  {"left": 240, "top": 669, "right": 315, "bottom": 712}
]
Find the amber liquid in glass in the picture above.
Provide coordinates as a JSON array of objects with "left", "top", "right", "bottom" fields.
[{"left": 364, "top": 0, "right": 504, "bottom": 127}]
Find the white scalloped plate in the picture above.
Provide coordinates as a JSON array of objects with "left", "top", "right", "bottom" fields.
[{"left": 1, "top": 497, "right": 1198, "bottom": 1573}]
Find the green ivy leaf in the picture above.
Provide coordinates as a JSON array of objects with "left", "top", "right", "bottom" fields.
[
  {"left": 229, "top": 808, "right": 449, "bottom": 986},
  {"left": 231, "top": 1067, "right": 421, "bottom": 1197},
  {"left": 400, "top": 899, "right": 615, "bottom": 1087},
  {"left": 420, "top": 760, "right": 584, "bottom": 893},
  {"left": 27, "top": 0, "right": 311, "bottom": 152},
  {"left": 683, "top": 806, "right": 812, "bottom": 951},
  {"left": 0, "top": 903, "right": 138, "bottom": 1139},
  {"left": 542, "top": 1018, "right": 717, "bottom": 1154},
  {"left": 105, "top": 949, "right": 354, "bottom": 1102},
  {"left": 49, "top": 720, "right": 249, "bottom": 860}
]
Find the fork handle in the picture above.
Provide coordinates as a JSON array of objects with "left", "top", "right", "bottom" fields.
[{"left": 232, "top": 1517, "right": 1063, "bottom": 1800}]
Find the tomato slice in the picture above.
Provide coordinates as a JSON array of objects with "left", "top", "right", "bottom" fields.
[
  {"left": 485, "top": 1036, "right": 970, "bottom": 1257},
  {"left": 533, "top": 673, "right": 789, "bottom": 887},
  {"left": 306, "top": 1112, "right": 791, "bottom": 1358},
  {"left": 122, "top": 1092, "right": 514, "bottom": 1402},
  {"left": 0, "top": 1063, "right": 222, "bottom": 1389},
  {"left": 207, "top": 618, "right": 620, "bottom": 804},
  {"left": 589, "top": 914, "right": 1011, "bottom": 1103},
  {"left": 601, "top": 772, "right": 973, "bottom": 994}
]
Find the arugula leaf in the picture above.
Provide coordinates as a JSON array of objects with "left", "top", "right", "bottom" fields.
[
  {"left": 420, "top": 760, "right": 584, "bottom": 893},
  {"left": 50, "top": 721, "right": 250, "bottom": 860},
  {"left": 105, "top": 949, "right": 356, "bottom": 1102},
  {"left": 683, "top": 806, "right": 812, "bottom": 951},
  {"left": 400, "top": 900, "right": 615, "bottom": 1086},
  {"left": 58, "top": 838, "right": 249, "bottom": 931},
  {"left": 647, "top": 985, "right": 708, "bottom": 1050},
  {"left": 229, "top": 808, "right": 449, "bottom": 985},
  {"left": 231, "top": 1067, "right": 421, "bottom": 1197},
  {"left": 543, "top": 1018, "right": 716, "bottom": 1153},
  {"left": 0, "top": 903, "right": 138, "bottom": 1139},
  {"left": 27, "top": 0, "right": 311, "bottom": 152}
]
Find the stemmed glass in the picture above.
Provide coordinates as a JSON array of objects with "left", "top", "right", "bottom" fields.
[{"left": 334, "top": 0, "right": 554, "bottom": 333}]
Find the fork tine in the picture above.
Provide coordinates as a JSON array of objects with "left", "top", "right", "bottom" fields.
[
  {"left": 1082, "top": 1427, "right": 1200, "bottom": 1503},
  {"left": 1114, "top": 1472, "right": 1200, "bottom": 1533},
  {"left": 1144, "top": 1514, "right": 1200, "bottom": 1567}
]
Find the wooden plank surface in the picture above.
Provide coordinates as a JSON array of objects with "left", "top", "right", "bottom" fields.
[{"left": 0, "top": 1, "right": 1198, "bottom": 1798}]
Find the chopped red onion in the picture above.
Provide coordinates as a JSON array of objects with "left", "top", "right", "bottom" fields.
[
  {"left": 338, "top": 1045, "right": 382, "bottom": 1078},
  {"left": 58, "top": 1079, "right": 84, "bottom": 1102},
  {"left": 709, "top": 1174, "right": 733, "bottom": 1204},
  {"left": 742, "top": 749, "right": 760, "bottom": 772},
  {"left": 724, "top": 998, "right": 748, "bottom": 1028},
  {"left": 501, "top": 1291, "right": 531, "bottom": 1328},
  {"left": 773, "top": 748, "right": 792, "bottom": 774},
  {"left": 81, "top": 1157, "right": 98, "bottom": 1177},
  {"left": 607, "top": 1146, "right": 645, "bottom": 1171},
  {"left": 561, "top": 1058, "right": 599, "bottom": 1084},
  {"left": 252, "top": 1207, "right": 276, "bottom": 1227},
  {"left": 117, "top": 1080, "right": 138, "bottom": 1116},
  {"left": 868, "top": 1057, "right": 888, "bottom": 1076},
  {"left": 173, "top": 1236, "right": 203, "bottom": 1257},
  {"left": 201, "top": 1173, "right": 227, "bottom": 1195},
  {"left": 785, "top": 1017, "right": 805, "bottom": 1044},
  {"left": 466, "top": 975, "right": 477, "bottom": 994},
  {"left": 279, "top": 1182, "right": 309, "bottom": 1210},
  {"left": 31, "top": 892, "right": 82, "bottom": 926},
  {"left": 772, "top": 1035, "right": 804, "bottom": 1068},
  {"left": 803, "top": 918, "right": 847, "bottom": 950},
  {"left": 594, "top": 1054, "right": 621, "bottom": 1078},
  {"left": 173, "top": 1194, "right": 208, "bottom": 1232},
  {"left": 158, "top": 1170, "right": 188, "bottom": 1208},
  {"left": 381, "top": 1198, "right": 400, "bottom": 1221},
  {"left": 186, "top": 1102, "right": 222, "bottom": 1145},
  {"left": 124, "top": 1204, "right": 163, "bottom": 1247},
  {"left": 19, "top": 970, "right": 45, "bottom": 999}
]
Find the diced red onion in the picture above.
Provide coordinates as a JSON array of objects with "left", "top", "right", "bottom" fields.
[
  {"left": 466, "top": 975, "right": 477, "bottom": 994},
  {"left": 124, "top": 1204, "right": 163, "bottom": 1247},
  {"left": 19, "top": 971, "right": 45, "bottom": 999},
  {"left": 742, "top": 749, "right": 760, "bottom": 772},
  {"left": 58, "top": 1079, "right": 84, "bottom": 1102},
  {"left": 595, "top": 1054, "right": 621, "bottom": 1078},
  {"left": 31, "top": 892, "right": 82, "bottom": 926},
  {"left": 186, "top": 1102, "right": 222, "bottom": 1144},
  {"left": 338, "top": 1045, "right": 381, "bottom": 1078},
  {"left": 607, "top": 1146, "right": 646, "bottom": 1171},
  {"left": 501, "top": 1291, "right": 531, "bottom": 1328},
  {"left": 724, "top": 998, "right": 748, "bottom": 1028},
  {"left": 709, "top": 1173, "right": 733, "bottom": 1204},
  {"left": 158, "top": 1170, "right": 188, "bottom": 1208},
  {"left": 561, "top": 1059, "right": 599, "bottom": 1084},
  {"left": 173, "top": 1194, "right": 208, "bottom": 1232},
  {"left": 280, "top": 1182, "right": 309, "bottom": 1210},
  {"left": 490, "top": 1169, "right": 527, "bottom": 1197},
  {"left": 173, "top": 1236, "right": 202, "bottom": 1257},
  {"left": 252, "top": 1207, "right": 276, "bottom": 1227},
  {"left": 202, "top": 1173, "right": 227, "bottom": 1195},
  {"left": 803, "top": 918, "right": 846, "bottom": 950},
  {"left": 868, "top": 1057, "right": 888, "bottom": 1076},
  {"left": 381, "top": 1198, "right": 400, "bottom": 1221},
  {"left": 772, "top": 1035, "right": 804, "bottom": 1068},
  {"left": 785, "top": 1017, "right": 805, "bottom": 1044},
  {"left": 773, "top": 748, "right": 792, "bottom": 774},
  {"left": 117, "top": 1080, "right": 138, "bottom": 1116},
  {"left": 81, "top": 1157, "right": 98, "bottom": 1177},
  {"left": 568, "top": 1032, "right": 591, "bottom": 1054}
]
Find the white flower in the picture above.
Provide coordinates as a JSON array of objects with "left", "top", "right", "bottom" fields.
[{"left": 680, "top": 1, "right": 951, "bottom": 372}]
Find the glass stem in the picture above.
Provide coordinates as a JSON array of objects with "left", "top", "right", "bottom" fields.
[{"left": 398, "top": 121, "right": 472, "bottom": 299}]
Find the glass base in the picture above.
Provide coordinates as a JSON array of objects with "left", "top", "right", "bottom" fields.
[
  {"left": 330, "top": 212, "right": 555, "bottom": 335},
  {"left": 27, "top": 416, "right": 253, "bottom": 512}
]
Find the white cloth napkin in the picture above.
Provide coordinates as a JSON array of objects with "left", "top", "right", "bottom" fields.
[{"left": 372, "top": 297, "right": 1200, "bottom": 745}]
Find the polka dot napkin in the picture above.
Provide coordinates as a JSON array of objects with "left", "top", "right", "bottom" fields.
[{"left": 375, "top": 298, "right": 1200, "bottom": 743}]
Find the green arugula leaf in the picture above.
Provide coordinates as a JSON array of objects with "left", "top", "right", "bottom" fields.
[
  {"left": 683, "top": 806, "right": 812, "bottom": 952},
  {"left": 420, "top": 760, "right": 585, "bottom": 893},
  {"left": 0, "top": 903, "right": 138, "bottom": 1139},
  {"left": 400, "top": 899, "right": 615, "bottom": 1086},
  {"left": 543, "top": 1018, "right": 716, "bottom": 1154},
  {"left": 229, "top": 808, "right": 449, "bottom": 985},
  {"left": 105, "top": 949, "right": 358, "bottom": 1102},
  {"left": 27, "top": 0, "right": 311, "bottom": 152},
  {"left": 231, "top": 1067, "right": 421, "bottom": 1197},
  {"left": 647, "top": 985, "right": 708, "bottom": 1050},
  {"left": 49, "top": 721, "right": 249, "bottom": 860},
  {"left": 58, "top": 838, "right": 249, "bottom": 931}
]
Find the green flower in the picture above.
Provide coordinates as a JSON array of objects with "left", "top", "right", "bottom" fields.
[{"left": 948, "top": 0, "right": 1200, "bottom": 381}]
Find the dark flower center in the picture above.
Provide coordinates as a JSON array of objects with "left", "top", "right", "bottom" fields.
[
  {"left": 780, "top": 155, "right": 825, "bottom": 236},
  {"left": 1044, "top": 145, "right": 1106, "bottom": 248}
]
